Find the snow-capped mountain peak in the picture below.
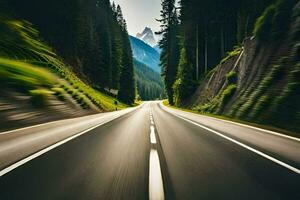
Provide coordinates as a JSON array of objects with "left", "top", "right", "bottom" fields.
[{"left": 136, "top": 27, "right": 156, "bottom": 47}]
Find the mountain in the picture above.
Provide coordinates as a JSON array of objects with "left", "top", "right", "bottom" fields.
[
  {"left": 136, "top": 27, "right": 156, "bottom": 47},
  {"left": 133, "top": 59, "right": 165, "bottom": 100},
  {"left": 153, "top": 44, "right": 161, "bottom": 54},
  {"left": 129, "top": 36, "right": 160, "bottom": 73}
]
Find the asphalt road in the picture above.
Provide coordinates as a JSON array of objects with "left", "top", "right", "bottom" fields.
[{"left": 0, "top": 101, "right": 299, "bottom": 200}]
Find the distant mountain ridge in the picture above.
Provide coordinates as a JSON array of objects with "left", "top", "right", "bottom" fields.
[
  {"left": 129, "top": 36, "right": 160, "bottom": 73},
  {"left": 153, "top": 44, "right": 161, "bottom": 54},
  {"left": 134, "top": 59, "right": 164, "bottom": 100},
  {"left": 136, "top": 27, "right": 156, "bottom": 47}
]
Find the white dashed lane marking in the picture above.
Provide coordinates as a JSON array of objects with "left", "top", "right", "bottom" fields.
[
  {"left": 150, "top": 126, "right": 157, "bottom": 144},
  {"left": 149, "top": 149, "right": 165, "bottom": 200},
  {"left": 148, "top": 110, "right": 165, "bottom": 200}
]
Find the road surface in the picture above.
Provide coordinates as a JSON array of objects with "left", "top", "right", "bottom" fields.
[{"left": 0, "top": 101, "right": 299, "bottom": 199}]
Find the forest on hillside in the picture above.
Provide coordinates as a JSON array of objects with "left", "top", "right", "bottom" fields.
[
  {"left": 158, "top": 0, "right": 277, "bottom": 105},
  {"left": 1, "top": 0, "right": 136, "bottom": 104},
  {"left": 159, "top": 0, "right": 300, "bottom": 132},
  {"left": 134, "top": 59, "right": 165, "bottom": 100}
]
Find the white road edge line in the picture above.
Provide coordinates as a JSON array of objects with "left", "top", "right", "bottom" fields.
[
  {"left": 0, "top": 105, "right": 142, "bottom": 135},
  {"left": 163, "top": 104, "right": 300, "bottom": 142},
  {"left": 0, "top": 114, "right": 122, "bottom": 177},
  {"left": 173, "top": 114, "right": 300, "bottom": 175},
  {"left": 213, "top": 117, "right": 300, "bottom": 142},
  {"left": 0, "top": 120, "right": 64, "bottom": 135}
]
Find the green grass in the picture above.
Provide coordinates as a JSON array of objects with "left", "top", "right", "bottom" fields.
[
  {"left": 193, "top": 98, "right": 219, "bottom": 114},
  {"left": 0, "top": 16, "right": 131, "bottom": 111},
  {"left": 220, "top": 47, "right": 241, "bottom": 65},
  {"left": 29, "top": 89, "right": 52, "bottom": 107},
  {"left": 221, "top": 84, "right": 237, "bottom": 106},
  {"left": 191, "top": 71, "right": 238, "bottom": 114},
  {"left": 0, "top": 57, "right": 56, "bottom": 91}
]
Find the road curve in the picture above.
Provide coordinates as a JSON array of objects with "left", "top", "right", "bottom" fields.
[{"left": 0, "top": 101, "right": 299, "bottom": 200}]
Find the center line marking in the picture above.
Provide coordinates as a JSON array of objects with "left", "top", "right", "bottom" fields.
[
  {"left": 150, "top": 126, "right": 157, "bottom": 144},
  {"left": 149, "top": 149, "right": 165, "bottom": 200}
]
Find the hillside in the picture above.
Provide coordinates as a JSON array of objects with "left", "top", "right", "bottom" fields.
[
  {"left": 129, "top": 36, "right": 161, "bottom": 73},
  {"left": 130, "top": 35, "right": 164, "bottom": 100},
  {"left": 0, "top": 1, "right": 134, "bottom": 130},
  {"left": 3, "top": 0, "right": 136, "bottom": 104},
  {"left": 158, "top": 0, "right": 300, "bottom": 133},
  {"left": 187, "top": 1, "right": 300, "bottom": 132},
  {"left": 134, "top": 59, "right": 165, "bottom": 100}
]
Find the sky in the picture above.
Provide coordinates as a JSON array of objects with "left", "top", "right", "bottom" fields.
[{"left": 111, "top": 0, "right": 162, "bottom": 37}]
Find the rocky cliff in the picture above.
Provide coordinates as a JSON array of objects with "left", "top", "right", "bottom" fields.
[{"left": 188, "top": 2, "right": 300, "bottom": 133}]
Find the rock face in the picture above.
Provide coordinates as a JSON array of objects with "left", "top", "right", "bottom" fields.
[
  {"left": 188, "top": 2, "right": 300, "bottom": 132},
  {"left": 136, "top": 27, "right": 156, "bottom": 47}
]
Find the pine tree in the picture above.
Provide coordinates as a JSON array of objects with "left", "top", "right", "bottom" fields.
[
  {"left": 110, "top": 3, "right": 123, "bottom": 90},
  {"left": 117, "top": 7, "right": 136, "bottom": 104},
  {"left": 157, "top": 0, "right": 180, "bottom": 105}
]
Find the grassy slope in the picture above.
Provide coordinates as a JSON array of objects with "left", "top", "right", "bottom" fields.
[{"left": 0, "top": 17, "right": 128, "bottom": 111}]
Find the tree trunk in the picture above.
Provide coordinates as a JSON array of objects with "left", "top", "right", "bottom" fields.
[
  {"left": 205, "top": 27, "right": 208, "bottom": 74},
  {"left": 220, "top": 25, "right": 225, "bottom": 58}
]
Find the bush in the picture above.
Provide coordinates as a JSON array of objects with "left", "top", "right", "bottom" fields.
[
  {"left": 76, "top": 95, "right": 90, "bottom": 109},
  {"left": 220, "top": 47, "right": 241, "bottom": 64},
  {"left": 67, "top": 89, "right": 76, "bottom": 95},
  {"left": 254, "top": 5, "right": 276, "bottom": 42},
  {"left": 29, "top": 89, "right": 51, "bottom": 107},
  {"left": 226, "top": 71, "right": 238, "bottom": 85},
  {"left": 194, "top": 100, "right": 219, "bottom": 114},
  {"left": 71, "top": 91, "right": 79, "bottom": 99},
  {"left": 52, "top": 87, "right": 66, "bottom": 101},
  {"left": 221, "top": 84, "right": 237, "bottom": 106},
  {"left": 52, "top": 87, "right": 64, "bottom": 94},
  {"left": 271, "top": 0, "right": 297, "bottom": 39}
]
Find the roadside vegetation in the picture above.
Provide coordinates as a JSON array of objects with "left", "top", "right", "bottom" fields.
[
  {"left": 158, "top": 0, "right": 300, "bottom": 133},
  {"left": 162, "top": 99, "right": 299, "bottom": 137},
  {"left": 0, "top": 17, "right": 129, "bottom": 111}
]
